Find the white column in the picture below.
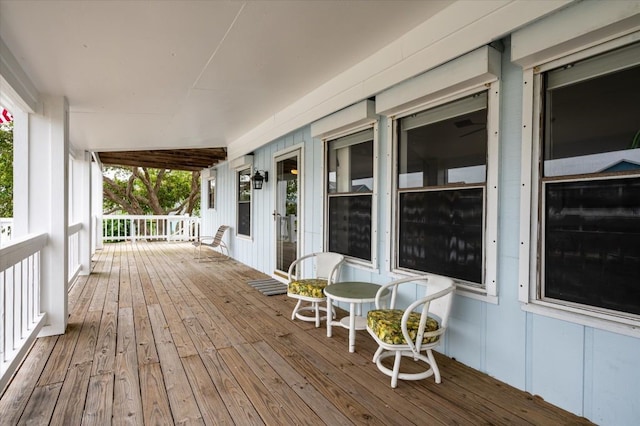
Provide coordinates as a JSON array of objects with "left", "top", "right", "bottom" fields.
[
  {"left": 78, "top": 151, "right": 92, "bottom": 274},
  {"left": 12, "top": 109, "right": 29, "bottom": 237},
  {"left": 92, "top": 161, "right": 103, "bottom": 251},
  {"left": 30, "top": 96, "right": 69, "bottom": 336}
]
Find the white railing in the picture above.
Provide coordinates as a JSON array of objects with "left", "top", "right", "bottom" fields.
[
  {"left": 68, "top": 222, "right": 82, "bottom": 284},
  {"left": 0, "top": 218, "right": 12, "bottom": 247},
  {"left": 102, "top": 215, "right": 200, "bottom": 242},
  {"left": 0, "top": 233, "right": 48, "bottom": 392}
]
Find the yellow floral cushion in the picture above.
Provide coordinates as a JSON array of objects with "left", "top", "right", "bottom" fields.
[
  {"left": 367, "top": 309, "right": 440, "bottom": 345},
  {"left": 288, "top": 279, "right": 328, "bottom": 298}
]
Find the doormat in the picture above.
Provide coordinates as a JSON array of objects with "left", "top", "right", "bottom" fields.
[{"left": 246, "top": 278, "right": 288, "bottom": 296}]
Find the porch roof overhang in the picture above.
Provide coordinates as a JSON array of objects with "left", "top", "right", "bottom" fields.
[{"left": 96, "top": 148, "right": 227, "bottom": 172}]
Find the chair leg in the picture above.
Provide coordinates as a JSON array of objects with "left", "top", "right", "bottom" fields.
[
  {"left": 426, "top": 349, "right": 441, "bottom": 384},
  {"left": 291, "top": 299, "right": 303, "bottom": 320},
  {"left": 391, "top": 351, "right": 403, "bottom": 388},
  {"left": 314, "top": 302, "right": 321, "bottom": 328},
  {"left": 372, "top": 346, "right": 384, "bottom": 363}
]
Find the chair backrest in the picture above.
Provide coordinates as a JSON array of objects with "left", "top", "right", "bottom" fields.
[
  {"left": 377, "top": 274, "right": 455, "bottom": 329},
  {"left": 413, "top": 275, "right": 455, "bottom": 331},
  {"left": 288, "top": 252, "right": 344, "bottom": 283},
  {"left": 314, "top": 252, "right": 344, "bottom": 282},
  {"left": 212, "top": 225, "right": 230, "bottom": 246}
]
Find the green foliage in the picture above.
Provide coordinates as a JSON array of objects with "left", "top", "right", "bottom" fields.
[
  {"left": 103, "top": 166, "right": 200, "bottom": 216},
  {"left": 0, "top": 123, "right": 13, "bottom": 217}
]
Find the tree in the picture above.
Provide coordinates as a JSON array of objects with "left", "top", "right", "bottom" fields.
[
  {"left": 0, "top": 122, "right": 13, "bottom": 217},
  {"left": 103, "top": 166, "right": 200, "bottom": 216}
]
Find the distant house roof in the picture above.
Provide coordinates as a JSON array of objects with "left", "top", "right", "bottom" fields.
[{"left": 599, "top": 159, "right": 640, "bottom": 173}]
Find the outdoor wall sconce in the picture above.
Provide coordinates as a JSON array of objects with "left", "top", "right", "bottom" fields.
[{"left": 252, "top": 170, "right": 268, "bottom": 190}]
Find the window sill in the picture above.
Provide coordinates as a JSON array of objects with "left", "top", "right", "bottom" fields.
[
  {"left": 521, "top": 301, "right": 640, "bottom": 339},
  {"left": 388, "top": 268, "right": 498, "bottom": 304},
  {"left": 456, "top": 287, "right": 498, "bottom": 305},
  {"left": 344, "top": 258, "right": 379, "bottom": 275}
]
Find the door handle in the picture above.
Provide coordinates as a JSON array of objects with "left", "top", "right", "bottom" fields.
[{"left": 272, "top": 211, "right": 281, "bottom": 221}]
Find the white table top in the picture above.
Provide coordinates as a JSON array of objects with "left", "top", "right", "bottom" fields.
[{"left": 324, "top": 281, "right": 388, "bottom": 303}]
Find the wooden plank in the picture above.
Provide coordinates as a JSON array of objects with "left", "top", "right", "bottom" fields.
[
  {"left": 49, "top": 361, "right": 92, "bottom": 425},
  {"left": 181, "top": 355, "right": 234, "bottom": 425},
  {"left": 138, "top": 244, "right": 198, "bottom": 358},
  {"left": 133, "top": 303, "right": 160, "bottom": 365},
  {"left": 198, "top": 349, "right": 264, "bottom": 425},
  {"left": 118, "top": 243, "right": 133, "bottom": 309},
  {"left": 113, "top": 307, "right": 144, "bottom": 424},
  {"left": 0, "top": 336, "right": 57, "bottom": 425},
  {"left": 92, "top": 245, "right": 121, "bottom": 376},
  {"left": 16, "top": 382, "right": 61, "bottom": 425},
  {"left": 147, "top": 304, "right": 204, "bottom": 425},
  {"left": 36, "top": 322, "right": 82, "bottom": 386},
  {"left": 234, "top": 342, "right": 328, "bottom": 425},
  {"left": 82, "top": 374, "right": 114, "bottom": 425},
  {"left": 139, "top": 362, "right": 173, "bottom": 426},
  {"left": 129, "top": 245, "right": 160, "bottom": 365},
  {"left": 253, "top": 340, "right": 356, "bottom": 426},
  {"left": 217, "top": 346, "right": 303, "bottom": 425},
  {"left": 131, "top": 243, "right": 159, "bottom": 306}
]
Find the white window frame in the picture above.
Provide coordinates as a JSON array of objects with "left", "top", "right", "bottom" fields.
[
  {"left": 518, "top": 33, "right": 640, "bottom": 337},
  {"left": 388, "top": 84, "right": 500, "bottom": 301},
  {"left": 322, "top": 122, "right": 378, "bottom": 269}
]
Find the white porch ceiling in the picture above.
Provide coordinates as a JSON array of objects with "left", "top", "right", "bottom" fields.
[{"left": 0, "top": 0, "right": 452, "bottom": 155}]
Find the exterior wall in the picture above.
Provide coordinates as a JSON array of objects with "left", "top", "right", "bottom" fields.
[{"left": 202, "top": 32, "right": 640, "bottom": 426}]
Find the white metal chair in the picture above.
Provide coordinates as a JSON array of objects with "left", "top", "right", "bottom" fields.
[
  {"left": 287, "top": 252, "right": 344, "bottom": 327},
  {"left": 193, "top": 225, "right": 230, "bottom": 261},
  {"left": 366, "top": 274, "right": 455, "bottom": 388}
]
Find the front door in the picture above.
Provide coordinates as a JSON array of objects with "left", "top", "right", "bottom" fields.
[{"left": 274, "top": 150, "right": 300, "bottom": 276}]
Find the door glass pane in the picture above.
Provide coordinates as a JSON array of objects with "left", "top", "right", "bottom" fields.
[{"left": 276, "top": 156, "right": 298, "bottom": 273}]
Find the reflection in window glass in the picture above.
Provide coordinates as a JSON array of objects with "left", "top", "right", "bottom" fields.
[
  {"left": 398, "top": 92, "right": 487, "bottom": 189},
  {"left": 328, "top": 129, "right": 374, "bottom": 193}
]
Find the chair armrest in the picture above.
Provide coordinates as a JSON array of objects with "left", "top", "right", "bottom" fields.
[
  {"left": 401, "top": 284, "right": 454, "bottom": 352},
  {"left": 375, "top": 275, "right": 429, "bottom": 309},
  {"left": 287, "top": 252, "right": 316, "bottom": 280}
]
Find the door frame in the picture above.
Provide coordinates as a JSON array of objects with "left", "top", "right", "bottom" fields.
[{"left": 272, "top": 144, "right": 304, "bottom": 280}]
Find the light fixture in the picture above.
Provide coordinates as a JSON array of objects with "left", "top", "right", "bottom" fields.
[{"left": 252, "top": 170, "right": 268, "bottom": 190}]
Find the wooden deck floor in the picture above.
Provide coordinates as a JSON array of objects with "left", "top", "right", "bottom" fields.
[{"left": 0, "top": 242, "right": 592, "bottom": 425}]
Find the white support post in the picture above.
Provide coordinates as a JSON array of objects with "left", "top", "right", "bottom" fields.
[
  {"left": 78, "top": 151, "right": 92, "bottom": 274},
  {"left": 92, "top": 161, "right": 103, "bottom": 251},
  {"left": 12, "top": 109, "right": 29, "bottom": 238},
  {"left": 30, "top": 96, "right": 69, "bottom": 337}
]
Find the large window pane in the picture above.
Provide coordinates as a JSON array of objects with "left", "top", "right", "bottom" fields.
[
  {"left": 328, "top": 129, "right": 374, "bottom": 193},
  {"left": 328, "top": 195, "right": 372, "bottom": 261},
  {"left": 543, "top": 45, "right": 640, "bottom": 177},
  {"left": 544, "top": 178, "right": 640, "bottom": 315},
  {"left": 398, "top": 92, "right": 487, "bottom": 189},
  {"left": 398, "top": 189, "right": 483, "bottom": 284}
]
